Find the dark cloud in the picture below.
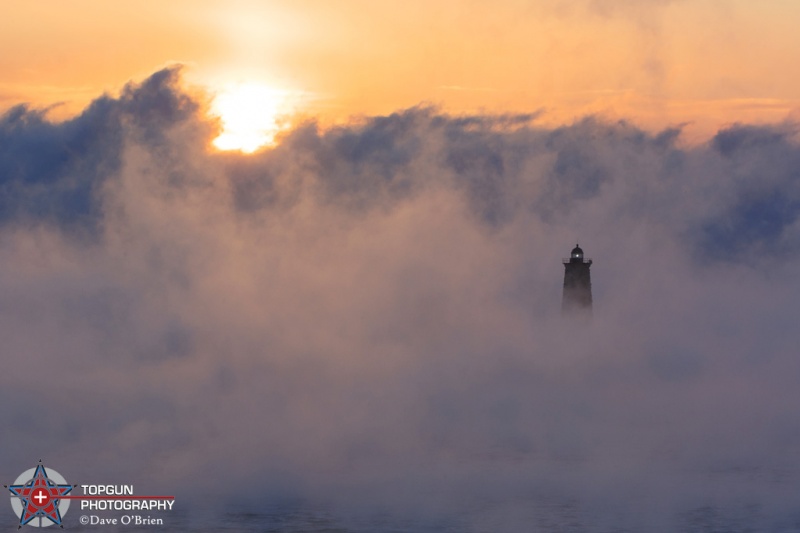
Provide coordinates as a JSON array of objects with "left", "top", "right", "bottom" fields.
[
  {"left": 2, "top": 69, "right": 800, "bottom": 531},
  {"left": 0, "top": 66, "right": 206, "bottom": 229},
  {"left": 698, "top": 124, "right": 800, "bottom": 261}
]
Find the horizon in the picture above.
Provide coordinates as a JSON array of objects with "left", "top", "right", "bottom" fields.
[{"left": 3, "top": 1, "right": 800, "bottom": 145}]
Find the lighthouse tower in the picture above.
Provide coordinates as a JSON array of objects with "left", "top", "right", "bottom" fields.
[{"left": 562, "top": 244, "right": 592, "bottom": 315}]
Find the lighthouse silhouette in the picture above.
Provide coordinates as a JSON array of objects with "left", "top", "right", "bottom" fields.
[{"left": 562, "top": 244, "right": 592, "bottom": 315}]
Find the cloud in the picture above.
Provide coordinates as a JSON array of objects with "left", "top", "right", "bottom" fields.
[{"left": 2, "top": 68, "right": 800, "bottom": 531}]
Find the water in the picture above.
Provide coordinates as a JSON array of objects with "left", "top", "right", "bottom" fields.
[
  {"left": 5, "top": 465, "right": 800, "bottom": 533},
  {"left": 5, "top": 498, "right": 800, "bottom": 532}
]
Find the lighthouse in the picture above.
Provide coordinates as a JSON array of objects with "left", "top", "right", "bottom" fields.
[{"left": 562, "top": 244, "right": 592, "bottom": 315}]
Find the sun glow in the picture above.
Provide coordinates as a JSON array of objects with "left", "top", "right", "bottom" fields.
[{"left": 211, "top": 83, "right": 291, "bottom": 153}]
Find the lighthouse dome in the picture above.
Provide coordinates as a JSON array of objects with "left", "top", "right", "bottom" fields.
[{"left": 570, "top": 244, "right": 584, "bottom": 259}]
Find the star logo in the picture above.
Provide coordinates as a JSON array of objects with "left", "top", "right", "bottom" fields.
[{"left": 6, "top": 462, "right": 73, "bottom": 528}]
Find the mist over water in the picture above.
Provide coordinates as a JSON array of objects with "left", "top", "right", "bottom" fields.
[{"left": 2, "top": 68, "right": 800, "bottom": 531}]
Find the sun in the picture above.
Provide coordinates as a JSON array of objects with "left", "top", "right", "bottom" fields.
[{"left": 211, "top": 83, "right": 290, "bottom": 153}]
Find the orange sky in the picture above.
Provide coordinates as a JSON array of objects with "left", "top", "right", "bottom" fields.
[{"left": 2, "top": 0, "right": 799, "bottom": 141}]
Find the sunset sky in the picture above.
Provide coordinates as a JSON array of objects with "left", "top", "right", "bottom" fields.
[
  {"left": 3, "top": 2, "right": 800, "bottom": 531},
  {"left": 3, "top": 1, "right": 800, "bottom": 142}
]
